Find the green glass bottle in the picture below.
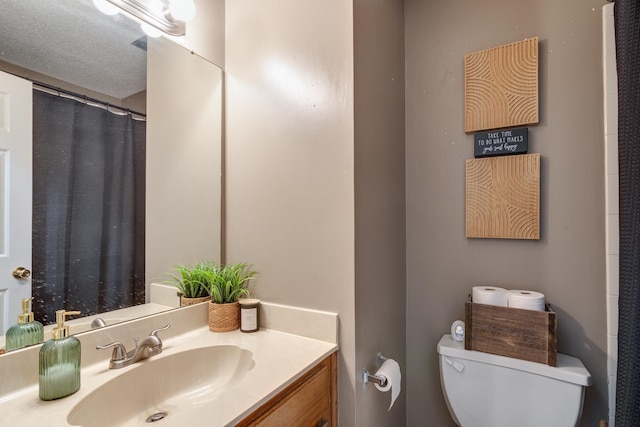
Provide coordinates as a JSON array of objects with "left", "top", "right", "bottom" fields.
[
  {"left": 39, "top": 310, "right": 81, "bottom": 401},
  {"left": 6, "top": 297, "right": 44, "bottom": 351}
]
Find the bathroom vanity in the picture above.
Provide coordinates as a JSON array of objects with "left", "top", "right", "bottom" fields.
[
  {"left": 0, "top": 302, "right": 338, "bottom": 426},
  {"left": 238, "top": 352, "right": 337, "bottom": 426}
]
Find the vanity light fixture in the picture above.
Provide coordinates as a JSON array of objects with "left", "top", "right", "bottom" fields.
[
  {"left": 93, "top": 0, "right": 120, "bottom": 16},
  {"left": 140, "top": 22, "right": 164, "bottom": 38},
  {"left": 167, "top": 0, "right": 196, "bottom": 21},
  {"left": 97, "top": 0, "right": 196, "bottom": 37}
]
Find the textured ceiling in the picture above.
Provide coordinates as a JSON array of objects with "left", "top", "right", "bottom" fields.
[{"left": 0, "top": 0, "right": 146, "bottom": 99}]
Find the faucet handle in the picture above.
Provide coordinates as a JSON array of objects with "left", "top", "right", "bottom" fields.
[
  {"left": 96, "top": 342, "right": 127, "bottom": 361},
  {"left": 150, "top": 324, "right": 170, "bottom": 337}
]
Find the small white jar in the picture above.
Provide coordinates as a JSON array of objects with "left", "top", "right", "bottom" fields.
[{"left": 239, "top": 299, "right": 260, "bottom": 333}]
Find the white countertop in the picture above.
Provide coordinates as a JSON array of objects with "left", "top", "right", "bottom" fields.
[{"left": 0, "top": 303, "right": 338, "bottom": 426}]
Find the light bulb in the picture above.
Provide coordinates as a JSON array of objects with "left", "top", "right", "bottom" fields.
[
  {"left": 93, "top": 0, "right": 119, "bottom": 16},
  {"left": 140, "top": 23, "right": 162, "bottom": 38},
  {"left": 168, "top": 0, "right": 196, "bottom": 22}
]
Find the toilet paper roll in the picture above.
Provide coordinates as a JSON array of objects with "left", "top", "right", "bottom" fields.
[
  {"left": 374, "top": 359, "right": 402, "bottom": 411},
  {"left": 508, "top": 290, "right": 545, "bottom": 311},
  {"left": 472, "top": 286, "right": 508, "bottom": 306}
]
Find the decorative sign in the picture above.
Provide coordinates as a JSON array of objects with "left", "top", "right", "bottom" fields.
[{"left": 474, "top": 128, "right": 528, "bottom": 158}]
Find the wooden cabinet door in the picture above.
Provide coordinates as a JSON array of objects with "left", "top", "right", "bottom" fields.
[{"left": 239, "top": 352, "right": 337, "bottom": 427}]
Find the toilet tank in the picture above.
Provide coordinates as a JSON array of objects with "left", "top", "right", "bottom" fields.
[{"left": 437, "top": 335, "right": 592, "bottom": 427}]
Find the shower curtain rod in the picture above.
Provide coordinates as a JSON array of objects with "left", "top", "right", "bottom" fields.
[
  {"left": 2, "top": 69, "right": 146, "bottom": 119},
  {"left": 32, "top": 80, "right": 146, "bottom": 120}
]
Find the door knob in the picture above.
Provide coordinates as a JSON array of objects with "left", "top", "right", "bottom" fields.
[{"left": 12, "top": 267, "right": 31, "bottom": 279}]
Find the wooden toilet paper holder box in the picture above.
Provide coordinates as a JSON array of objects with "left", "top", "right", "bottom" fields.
[{"left": 464, "top": 297, "right": 557, "bottom": 366}]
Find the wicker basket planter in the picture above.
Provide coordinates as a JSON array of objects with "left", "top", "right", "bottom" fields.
[
  {"left": 208, "top": 301, "right": 240, "bottom": 332},
  {"left": 180, "top": 295, "right": 210, "bottom": 307}
]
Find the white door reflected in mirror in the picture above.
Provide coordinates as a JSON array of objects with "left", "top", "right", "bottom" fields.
[{"left": 0, "top": 71, "right": 32, "bottom": 335}]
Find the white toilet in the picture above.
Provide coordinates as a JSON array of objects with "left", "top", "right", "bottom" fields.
[{"left": 437, "top": 334, "right": 592, "bottom": 427}]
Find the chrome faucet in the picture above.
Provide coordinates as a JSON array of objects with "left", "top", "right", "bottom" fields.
[
  {"left": 91, "top": 318, "right": 107, "bottom": 329},
  {"left": 96, "top": 324, "right": 170, "bottom": 369}
]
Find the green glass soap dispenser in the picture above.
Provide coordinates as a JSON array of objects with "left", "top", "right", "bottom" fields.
[
  {"left": 6, "top": 297, "right": 44, "bottom": 351},
  {"left": 39, "top": 309, "right": 81, "bottom": 401}
]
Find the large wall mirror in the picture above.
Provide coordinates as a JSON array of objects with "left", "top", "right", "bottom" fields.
[{"left": 0, "top": 0, "right": 222, "bottom": 350}]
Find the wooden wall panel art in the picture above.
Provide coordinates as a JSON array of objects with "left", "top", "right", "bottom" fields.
[
  {"left": 466, "top": 154, "right": 540, "bottom": 240},
  {"left": 464, "top": 37, "right": 539, "bottom": 133}
]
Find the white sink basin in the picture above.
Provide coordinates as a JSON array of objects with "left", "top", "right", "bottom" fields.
[{"left": 67, "top": 345, "right": 254, "bottom": 427}]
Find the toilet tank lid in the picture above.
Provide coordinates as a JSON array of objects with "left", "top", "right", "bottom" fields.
[{"left": 437, "top": 334, "right": 592, "bottom": 387}]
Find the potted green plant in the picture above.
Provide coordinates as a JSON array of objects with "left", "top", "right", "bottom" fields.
[
  {"left": 208, "top": 263, "right": 257, "bottom": 332},
  {"left": 168, "top": 261, "right": 220, "bottom": 306}
]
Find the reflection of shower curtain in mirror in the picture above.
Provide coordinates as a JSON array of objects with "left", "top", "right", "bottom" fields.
[{"left": 31, "top": 90, "right": 146, "bottom": 325}]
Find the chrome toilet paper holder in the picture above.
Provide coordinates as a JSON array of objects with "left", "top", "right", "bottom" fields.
[{"left": 362, "top": 352, "right": 388, "bottom": 386}]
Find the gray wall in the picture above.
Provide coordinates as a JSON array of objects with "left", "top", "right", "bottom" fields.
[
  {"left": 186, "top": 0, "right": 225, "bottom": 68},
  {"left": 225, "top": 1, "right": 357, "bottom": 424},
  {"left": 225, "top": 0, "right": 407, "bottom": 425},
  {"left": 405, "top": 0, "right": 609, "bottom": 425},
  {"left": 354, "top": 0, "right": 406, "bottom": 426},
  {"left": 224, "top": 0, "right": 608, "bottom": 424}
]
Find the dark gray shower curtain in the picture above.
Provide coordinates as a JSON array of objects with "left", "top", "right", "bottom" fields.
[
  {"left": 615, "top": 0, "right": 640, "bottom": 424},
  {"left": 31, "top": 90, "right": 145, "bottom": 325}
]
